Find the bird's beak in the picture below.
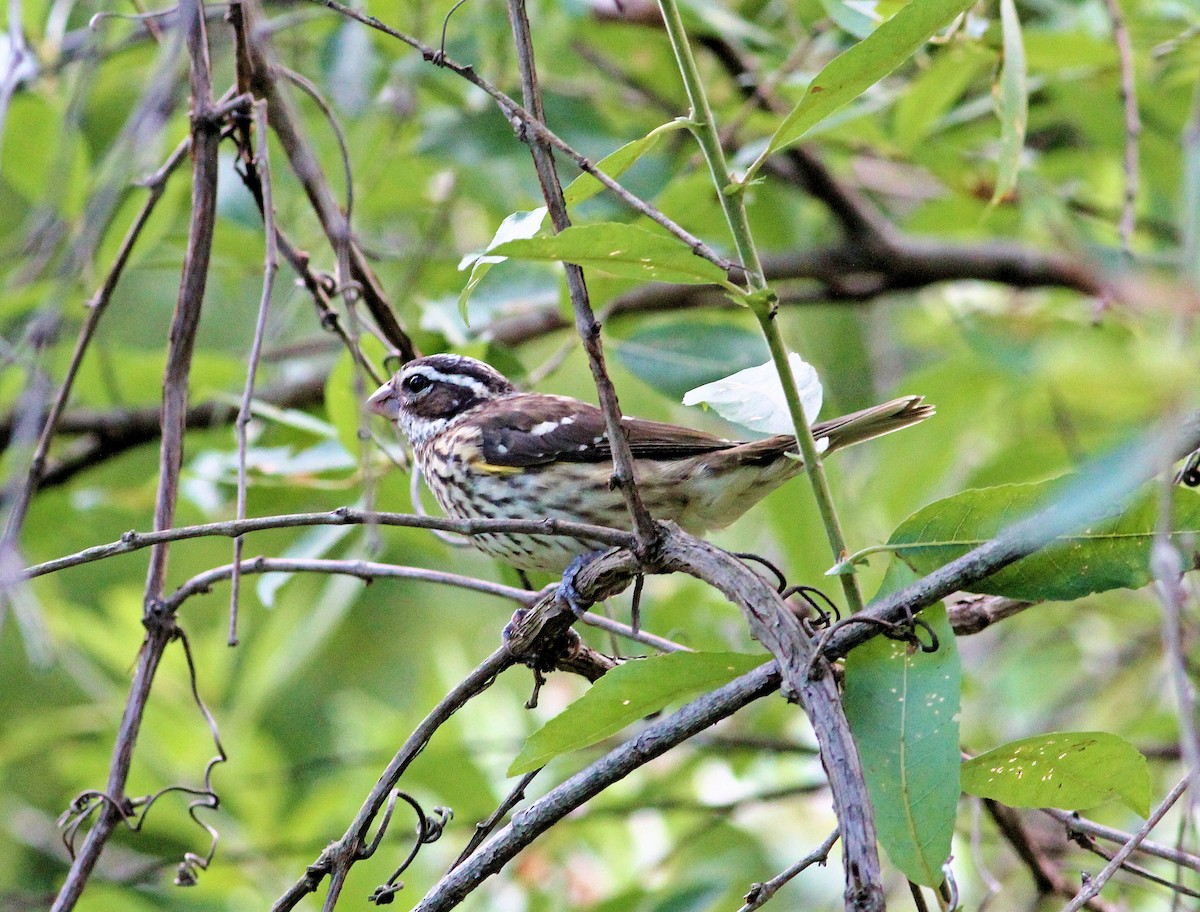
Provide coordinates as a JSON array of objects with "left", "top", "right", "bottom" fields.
[{"left": 366, "top": 380, "right": 400, "bottom": 420}]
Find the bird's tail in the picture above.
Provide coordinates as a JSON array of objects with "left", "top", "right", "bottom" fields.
[{"left": 815, "top": 396, "right": 935, "bottom": 454}]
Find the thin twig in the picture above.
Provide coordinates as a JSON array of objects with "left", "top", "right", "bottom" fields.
[
  {"left": 1152, "top": 503, "right": 1200, "bottom": 798},
  {"left": 1062, "top": 775, "right": 1190, "bottom": 912},
  {"left": 1, "top": 137, "right": 191, "bottom": 544},
  {"left": 272, "top": 649, "right": 516, "bottom": 911},
  {"left": 504, "top": 0, "right": 657, "bottom": 550},
  {"left": 738, "top": 829, "right": 840, "bottom": 912},
  {"left": 1102, "top": 0, "right": 1140, "bottom": 255},
  {"left": 162, "top": 556, "right": 538, "bottom": 612},
  {"left": 1042, "top": 808, "right": 1200, "bottom": 873},
  {"left": 50, "top": 1, "right": 221, "bottom": 906},
  {"left": 984, "top": 800, "right": 1119, "bottom": 912},
  {"left": 230, "top": 99, "right": 279, "bottom": 646},
  {"left": 450, "top": 770, "right": 542, "bottom": 871},
  {"left": 823, "top": 412, "right": 1200, "bottom": 660},
  {"left": 6, "top": 376, "right": 326, "bottom": 490},
  {"left": 231, "top": 0, "right": 416, "bottom": 362},
  {"left": 301, "top": 0, "right": 738, "bottom": 276},
  {"left": 24, "top": 509, "right": 634, "bottom": 580},
  {"left": 408, "top": 662, "right": 782, "bottom": 912}
]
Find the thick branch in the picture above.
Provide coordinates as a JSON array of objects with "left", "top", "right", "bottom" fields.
[
  {"left": 410, "top": 662, "right": 782, "bottom": 912},
  {"left": 1, "top": 376, "right": 325, "bottom": 491},
  {"left": 502, "top": 524, "right": 884, "bottom": 910},
  {"left": 486, "top": 240, "right": 1108, "bottom": 345}
]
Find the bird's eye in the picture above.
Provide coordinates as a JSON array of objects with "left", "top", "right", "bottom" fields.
[{"left": 402, "top": 373, "right": 432, "bottom": 394}]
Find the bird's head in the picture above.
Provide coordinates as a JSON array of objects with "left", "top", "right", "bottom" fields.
[{"left": 367, "top": 354, "right": 516, "bottom": 445}]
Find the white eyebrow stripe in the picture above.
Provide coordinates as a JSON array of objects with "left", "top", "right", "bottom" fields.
[{"left": 401, "top": 366, "right": 493, "bottom": 399}]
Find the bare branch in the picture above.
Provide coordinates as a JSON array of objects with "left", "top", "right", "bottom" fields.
[
  {"left": 822, "top": 412, "right": 1200, "bottom": 660},
  {"left": 230, "top": 0, "right": 417, "bottom": 362},
  {"left": 1062, "top": 775, "right": 1189, "bottom": 911},
  {"left": 4, "top": 377, "right": 325, "bottom": 490},
  {"left": 409, "top": 662, "right": 783, "bottom": 912},
  {"left": 50, "top": 2, "right": 224, "bottom": 905},
  {"left": 230, "top": 99, "right": 279, "bottom": 645},
  {"left": 738, "top": 829, "right": 840, "bottom": 912},
  {"left": 1102, "top": 0, "right": 1141, "bottom": 255},
  {"left": 24, "top": 509, "right": 634, "bottom": 580},
  {"left": 272, "top": 648, "right": 517, "bottom": 911},
  {"left": 300, "top": 0, "right": 738, "bottom": 276},
  {"left": 504, "top": 0, "right": 657, "bottom": 550},
  {"left": 1, "top": 137, "right": 191, "bottom": 543},
  {"left": 1042, "top": 808, "right": 1200, "bottom": 873}
]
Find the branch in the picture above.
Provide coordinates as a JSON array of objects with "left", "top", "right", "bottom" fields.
[
  {"left": 50, "top": 2, "right": 223, "bottom": 906},
  {"left": 1, "top": 137, "right": 191, "bottom": 543},
  {"left": 2, "top": 376, "right": 325, "bottom": 491},
  {"left": 272, "top": 648, "right": 518, "bottom": 911},
  {"left": 301, "top": 0, "right": 737, "bottom": 276},
  {"left": 409, "top": 662, "right": 783, "bottom": 912},
  {"left": 984, "top": 800, "right": 1119, "bottom": 912},
  {"left": 230, "top": 0, "right": 417, "bottom": 362},
  {"left": 1062, "top": 775, "right": 1189, "bottom": 911},
  {"left": 502, "top": 525, "right": 884, "bottom": 910},
  {"left": 504, "top": 0, "right": 657, "bottom": 549},
  {"left": 821, "top": 412, "right": 1200, "bottom": 660},
  {"left": 24, "top": 509, "right": 634, "bottom": 580},
  {"left": 485, "top": 240, "right": 1109, "bottom": 346},
  {"left": 1042, "top": 808, "right": 1200, "bottom": 873},
  {"left": 738, "top": 829, "right": 841, "bottom": 912}
]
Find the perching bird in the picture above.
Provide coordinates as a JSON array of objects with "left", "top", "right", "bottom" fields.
[{"left": 367, "top": 354, "right": 933, "bottom": 575}]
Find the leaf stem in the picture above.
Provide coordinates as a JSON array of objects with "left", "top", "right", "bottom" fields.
[{"left": 654, "top": 0, "right": 864, "bottom": 612}]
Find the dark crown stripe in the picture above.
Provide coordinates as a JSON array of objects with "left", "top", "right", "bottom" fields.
[{"left": 406, "top": 354, "right": 514, "bottom": 395}]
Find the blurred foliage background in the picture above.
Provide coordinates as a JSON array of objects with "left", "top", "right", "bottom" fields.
[{"left": 0, "top": 0, "right": 1198, "bottom": 905}]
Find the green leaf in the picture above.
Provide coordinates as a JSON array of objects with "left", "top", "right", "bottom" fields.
[
  {"left": 458, "top": 207, "right": 548, "bottom": 321},
  {"left": 962, "top": 732, "right": 1150, "bottom": 815},
  {"left": 508, "top": 652, "right": 767, "bottom": 775},
  {"left": 845, "top": 563, "right": 961, "bottom": 888},
  {"left": 893, "top": 44, "right": 993, "bottom": 153},
  {"left": 761, "top": 0, "right": 976, "bottom": 158},
  {"left": 327, "top": 334, "right": 389, "bottom": 458},
  {"left": 491, "top": 223, "right": 729, "bottom": 286},
  {"left": 615, "top": 322, "right": 768, "bottom": 400},
  {"left": 992, "top": 0, "right": 1027, "bottom": 203},
  {"left": 820, "top": 0, "right": 879, "bottom": 40},
  {"left": 563, "top": 121, "right": 689, "bottom": 207},
  {"left": 889, "top": 482, "right": 1200, "bottom": 601}
]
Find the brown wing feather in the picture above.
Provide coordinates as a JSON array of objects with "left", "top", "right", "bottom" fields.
[{"left": 475, "top": 394, "right": 737, "bottom": 467}]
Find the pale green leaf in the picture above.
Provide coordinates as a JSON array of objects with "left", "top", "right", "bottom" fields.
[
  {"left": 888, "top": 482, "right": 1200, "bottom": 601},
  {"left": 962, "top": 732, "right": 1150, "bottom": 815},
  {"left": 509, "top": 652, "right": 767, "bottom": 775},
  {"left": 992, "top": 0, "right": 1027, "bottom": 203},
  {"left": 762, "top": 0, "right": 976, "bottom": 158},
  {"left": 563, "top": 121, "right": 689, "bottom": 207},
  {"left": 458, "top": 208, "right": 548, "bottom": 321},
  {"left": 492, "top": 223, "right": 729, "bottom": 285}
]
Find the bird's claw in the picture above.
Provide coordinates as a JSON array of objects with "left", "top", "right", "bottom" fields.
[
  {"left": 501, "top": 607, "right": 528, "bottom": 642},
  {"left": 555, "top": 550, "right": 605, "bottom": 617}
]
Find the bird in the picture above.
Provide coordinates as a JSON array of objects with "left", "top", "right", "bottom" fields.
[{"left": 366, "top": 353, "right": 933, "bottom": 576}]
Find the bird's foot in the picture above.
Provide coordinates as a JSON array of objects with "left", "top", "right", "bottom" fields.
[
  {"left": 555, "top": 549, "right": 606, "bottom": 618},
  {"left": 502, "top": 607, "right": 528, "bottom": 643}
]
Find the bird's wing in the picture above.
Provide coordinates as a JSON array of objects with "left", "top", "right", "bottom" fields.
[{"left": 474, "top": 394, "right": 738, "bottom": 467}]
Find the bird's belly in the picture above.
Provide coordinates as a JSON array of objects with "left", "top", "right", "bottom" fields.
[
  {"left": 415, "top": 454, "right": 797, "bottom": 574},
  {"left": 419, "top": 458, "right": 627, "bottom": 573}
]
